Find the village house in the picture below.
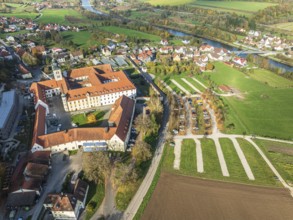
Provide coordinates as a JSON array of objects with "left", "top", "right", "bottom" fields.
[
  {"left": 160, "top": 39, "right": 169, "bottom": 46},
  {"left": 70, "top": 50, "right": 84, "bottom": 60},
  {"left": 233, "top": 57, "right": 247, "bottom": 67},
  {"left": 43, "top": 179, "right": 89, "bottom": 220},
  {"left": 102, "top": 47, "right": 111, "bottom": 56}
]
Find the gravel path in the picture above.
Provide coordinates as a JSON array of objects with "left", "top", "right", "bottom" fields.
[
  {"left": 171, "top": 79, "right": 191, "bottom": 95},
  {"left": 230, "top": 137, "right": 255, "bottom": 180},
  {"left": 213, "top": 138, "right": 230, "bottom": 177},
  {"left": 194, "top": 138, "right": 204, "bottom": 173},
  {"left": 182, "top": 78, "right": 202, "bottom": 94},
  {"left": 173, "top": 139, "right": 182, "bottom": 170}
]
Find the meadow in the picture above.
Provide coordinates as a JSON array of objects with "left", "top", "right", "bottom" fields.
[
  {"left": 60, "top": 31, "right": 96, "bottom": 48},
  {"left": 254, "top": 139, "right": 293, "bottom": 185},
  {"left": 99, "top": 26, "right": 161, "bottom": 41},
  {"left": 38, "top": 9, "right": 86, "bottom": 24},
  {"left": 1, "top": 3, "right": 39, "bottom": 19},
  {"left": 199, "top": 62, "right": 293, "bottom": 139},
  {"left": 270, "top": 22, "right": 293, "bottom": 31}
]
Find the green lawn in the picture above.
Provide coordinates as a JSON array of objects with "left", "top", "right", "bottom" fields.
[
  {"left": 38, "top": 9, "right": 86, "bottom": 24},
  {"left": 1, "top": 3, "right": 39, "bottom": 19},
  {"left": 248, "top": 69, "right": 293, "bottom": 88},
  {"left": 219, "top": 138, "right": 248, "bottom": 182},
  {"left": 200, "top": 138, "right": 222, "bottom": 178},
  {"left": 200, "top": 62, "right": 293, "bottom": 139},
  {"left": 99, "top": 26, "right": 161, "bottom": 41},
  {"left": 60, "top": 31, "right": 96, "bottom": 48},
  {"left": 71, "top": 110, "right": 105, "bottom": 127},
  {"left": 142, "top": 0, "right": 194, "bottom": 5},
  {"left": 191, "top": 1, "right": 276, "bottom": 13},
  {"left": 180, "top": 139, "right": 197, "bottom": 175},
  {"left": 85, "top": 181, "right": 105, "bottom": 220},
  {"left": 253, "top": 139, "right": 293, "bottom": 185},
  {"left": 237, "top": 138, "right": 280, "bottom": 186}
]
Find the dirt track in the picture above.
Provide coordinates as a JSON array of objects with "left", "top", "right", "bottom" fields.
[{"left": 142, "top": 172, "right": 293, "bottom": 220}]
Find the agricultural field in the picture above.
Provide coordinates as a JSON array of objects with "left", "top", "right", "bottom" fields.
[
  {"left": 199, "top": 62, "right": 293, "bottom": 139},
  {"left": 142, "top": 172, "right": 293, "bottom": 220},
  {"left": 60, "top": 31, "right": 96, "bottom": 48},
  {"left": 38, "top": 9, "right": 86, "bottom": 24},
  {"left": 190, "top": 1, "right": 276, "bottom": 13},
  {"left": 141, "top": 0, "right": 194, "bottom": 6},
  {"left": 99, "top": 26, "right": 161, "bottom": 41},
  {"left": 0, "top": 3, "right": 39, "bottom": 19},
  {"left": 270, "top": 22, "right": 293, "bottom": 31},
  {"left": 253, "top": 139, "right": 293, "bottom": 185}
]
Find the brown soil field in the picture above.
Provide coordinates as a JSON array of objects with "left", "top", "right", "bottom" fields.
[
  {"left": 268, "top": 146, "right": 293, "bottom": 156},
  {"left": 142, "top": 172, "right": 293, "bottom": 220}
]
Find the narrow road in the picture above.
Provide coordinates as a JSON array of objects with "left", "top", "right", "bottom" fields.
[
  {"left": 230, "top": 137, "right": 255, "bottom": 180},
  {"left": 182, "top": 78, "right": 202, "bottom": 94},
  {"left": 213, "top": 138, "right": 229, "bottom": 177},
  {"left": 173, "top": 139, "right": 182, "bottom": 170},
  {"left": 171, "top": 79, "right": 191, "bottom": 95},
  {"left": 193, "top": 138, "right": 204, "bottom": 173}
]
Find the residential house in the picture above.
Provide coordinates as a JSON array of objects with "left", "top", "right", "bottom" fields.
[
  {"left": 43, "top": 179, "right": 89, "bottom": 220},
  {"left": 102, "top": 47, "right": 111, "bottom": 56},
  {"left": 160, "top": 39, "right": 169, "bottom": 46},
  {"left": 233, "top": 57, "right": 247, "bottom": 67},
  {"left": 70, "top": 50, "right": 84, "bottom": 60}
]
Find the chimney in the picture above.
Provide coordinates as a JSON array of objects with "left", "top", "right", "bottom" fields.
[{"left": 104, "top": 126, "right": 109, "bottom": 133}]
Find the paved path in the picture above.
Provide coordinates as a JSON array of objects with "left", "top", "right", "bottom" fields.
[
  {"left": 171, "top": 79, "right": 190, "bottom": 95},
  {"left": 182, "top": 78, "right": 202, "bottom": 94},
  {"left": 246, "top": 138, "right": 293, "bottom": 197},
  {"left": 213, "top": 138, "right": 229, "bottom": 177},
  {"left": 192, "top": 77, "right": 207, "bottom": 89},
  {"left": 230, "top": 137, "right": 255, "bottom": 180},
  {"left": 173, "top": 139, "right": 182, "bottom": 170},
  {"left": 193, "top": 138, "right": 204, "bottom": 173}
]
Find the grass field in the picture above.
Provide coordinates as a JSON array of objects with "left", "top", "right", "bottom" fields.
[
  {"left": 254, "top": 139, "right": 293, "bottom": 185},
  {"left": 142, "top": 0, "right": 193, "bottom": 5},
  {"left": 219, "top": 138, "right": 248, "bottom": 182},
  {"left": 200, "top": 138, "right": 222, "bottom": 178},
  {"left": 200, "top": 62, "right": 293, "bottom": 139},
  {"left": 1, "top": 3, "right": 39, "bottom": 19},
  {"left": 270, "top": 22, "right": 293, "bottom": 31},
  {"left": 38, "top": 9, "right": 86, "bottom": 24},
  {"left": 99, "top": 26, "right": 161, "bottom": 41},
  {"left": 237, "top": 138, "right": 280, "bottom": 186},
  {"left": 191, "top": 1, "right": 276, "bottom": 13},
  {"left": 180, "top": 139, "right": 197, "bottom": 175},
  {"left": 71, "top": 110, "right": 105, "bottom": 127},
  {"left": 60, "top": 31, "right": 96, "bottom": 48}
]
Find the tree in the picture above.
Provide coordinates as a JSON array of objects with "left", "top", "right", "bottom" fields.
[
  {"left": 87, "top": 113, "right": 96, "bottom": 123},
  {"left": 113, "top": 163, "right": 138, "bottom": 188},
  {"left": 83, "top": 152, "right": 111, "bottom": 183},
  {"left": 134, "top": 114, "right": 152, "bottom": 139},
  {"left": 131, "top": 141, "right": 152, "bottom": 164}
]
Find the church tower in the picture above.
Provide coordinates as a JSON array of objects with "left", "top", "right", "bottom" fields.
[{"left": 52, "top": 59, "right": 63, "bottom": 81}]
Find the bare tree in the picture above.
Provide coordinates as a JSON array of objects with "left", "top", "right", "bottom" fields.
[
  {"left": 82, "top": 152, "right": 111, "bottom": 183},
  {"left": 131, "top": 141, "right": 152, "bottom": 164}
]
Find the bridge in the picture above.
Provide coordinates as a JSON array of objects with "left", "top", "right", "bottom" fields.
[{"left": 233, "top": 50, "right": 276, "bottom": 55}]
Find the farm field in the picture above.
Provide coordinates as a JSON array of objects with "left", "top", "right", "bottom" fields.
[
  {"left": 270, "top": 22, "right": 293, "bottom": 31},
  {"left": 99, "top": 26, "right": 161, "bottom": 41},
  {"left": 142, "top": 0, "right": 194, "bottom": 6},
  {"left": 199, "top": 62, "right": 293, "bottom": 139},
  {"left": 142, "top": 172, "right": 293, "bottom": 220},
  {"left": 190, "top": 1, "right": 276, "bottom": 13},
  {"left": 253, "top": 139, "right": 293, "bottom": 185},
  {"left": 38, "top": 9, "right": 86, "bottom": 24},
  {"left": 60, "top": 31, "right": 96, "bottom": 48},
  {"left": 1, "top": 3, "right": 39, "bottom": 19}
]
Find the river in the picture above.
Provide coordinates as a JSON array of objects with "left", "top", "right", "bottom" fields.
[{"left": 81, "top": 0, "right": 293, "bottom": 73}]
